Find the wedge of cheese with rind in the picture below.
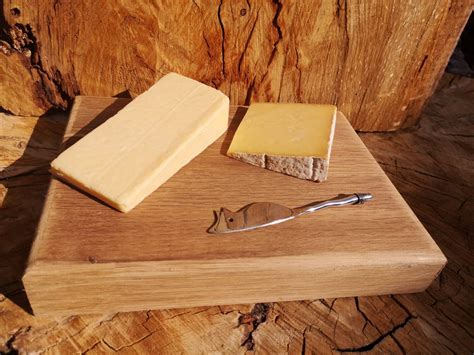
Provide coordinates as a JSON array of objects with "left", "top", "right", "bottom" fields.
[{"left": 227, "top": 103, "right": 336, "bottom": 182}]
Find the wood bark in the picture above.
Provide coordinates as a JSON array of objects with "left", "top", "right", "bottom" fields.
[
  {"left": 0, "top": 0, "right": 472, "bottom": 131},
  {"left": 1, "top": 73, "right": 473, "bottom": 353}
]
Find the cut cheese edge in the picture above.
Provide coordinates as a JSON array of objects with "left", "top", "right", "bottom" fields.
[
  {"left": 51, "top": 73, "right": 229, "bottom": 212},
  {"left": 227, "top": 103, "right": 336, "bottom": 182}
]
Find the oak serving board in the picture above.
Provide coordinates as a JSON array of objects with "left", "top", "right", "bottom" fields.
[{"left": 23, "top": 96, "right": 446, "bottom": 317}]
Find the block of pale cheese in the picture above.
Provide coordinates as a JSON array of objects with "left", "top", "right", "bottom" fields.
[
  {"left": 227, "top": 103, "right": 336, "bottom": 181},
  {"left": 51, "top": 73, "right": 229, "bottom": 212}
]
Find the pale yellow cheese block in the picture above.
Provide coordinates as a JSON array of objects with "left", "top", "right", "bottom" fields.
[
  {"left": 51, "top": 73, "right": 229, "bottom": 212},
  {"left": 227, "top": 103, "right": 336, "bottom": 181}
]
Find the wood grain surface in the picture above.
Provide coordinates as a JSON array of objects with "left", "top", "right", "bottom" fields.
[
  {"left": 1, "top": 1, "right": 472, "bottom": 130},
  {"left": 0, "top": 73, "right": 472, "bottom": 353},
  {"left": 21, "top": 98, "right": 445, "bottom": 317}
]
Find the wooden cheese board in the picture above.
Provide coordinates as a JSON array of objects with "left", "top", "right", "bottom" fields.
[{"left": 23, "top": 96, "right": 446, "bottom": 317}]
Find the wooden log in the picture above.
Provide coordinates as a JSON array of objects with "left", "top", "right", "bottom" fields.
[{"left": 0, "top": 0, "right": 472, "bottom": 131}]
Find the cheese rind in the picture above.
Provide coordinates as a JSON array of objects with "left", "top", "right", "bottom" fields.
[
  {"left": 51, "top": 73, "right": 229, "bottom": 212},
  {"left": 227, "top": 103, "right": 336, "bottom": 182}
]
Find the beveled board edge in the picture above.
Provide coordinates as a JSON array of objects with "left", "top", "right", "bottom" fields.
[{"left": 23, "top": 254, "right": 445, "bottom": 317}]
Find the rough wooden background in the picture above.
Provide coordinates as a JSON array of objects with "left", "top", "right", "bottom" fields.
[
  {"left": 0, "top": 0, "right": 472, "bottom": 131},
  {"left": 1, "top": 73, "right": 472, "bottom": 353}
]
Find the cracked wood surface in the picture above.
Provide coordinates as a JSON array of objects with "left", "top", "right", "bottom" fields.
[
  {"left": 1, "top": 1, "right": 472, "bottom": 131},
  {"left": 1, "top": 73, "right": 473, "bottom": 353}
]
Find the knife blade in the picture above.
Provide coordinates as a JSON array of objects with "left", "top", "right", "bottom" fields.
[{"left": 208, "top": 193, "right": 373, "bottom": 234}]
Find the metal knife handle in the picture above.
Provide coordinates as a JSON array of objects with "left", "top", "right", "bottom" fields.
[{"left": 293, "top": 193, "right": 373, "bottom": 216}]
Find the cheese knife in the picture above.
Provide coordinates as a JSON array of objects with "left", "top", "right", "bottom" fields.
[{"left": 208, "top": 193, "right": 373, "bottom": 234}]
